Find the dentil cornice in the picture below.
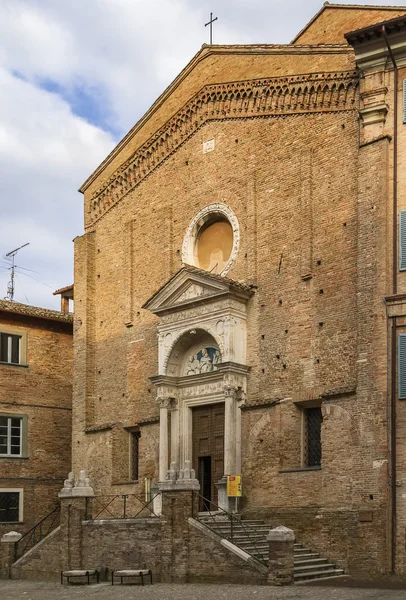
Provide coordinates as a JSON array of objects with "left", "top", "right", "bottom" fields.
[{"left": 87, "top": 70, "right": 358, "bottom": 229}]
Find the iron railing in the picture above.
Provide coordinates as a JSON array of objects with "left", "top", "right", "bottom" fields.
[
  {"left": 85, "top": 492, "right": 161, "bottom": 520},
  {"left": 14, "top": 505, "right": 60, "bottom": 561},
  {"left": 191, "top": 491, "right": 268, "bottom": 566}
]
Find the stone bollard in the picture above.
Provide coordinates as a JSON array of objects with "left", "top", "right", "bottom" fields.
[
  {"left": 0, "top": 531, "right": 22, "bottom": 579},
  {"left": 267, "top": 526, "right": 295, "bottom": 585}
]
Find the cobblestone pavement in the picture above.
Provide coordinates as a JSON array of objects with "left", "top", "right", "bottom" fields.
[{"left": 2, "top": 581, "right": 406, "bottom": 600}]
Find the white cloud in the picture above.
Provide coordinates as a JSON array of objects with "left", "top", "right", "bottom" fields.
[
  {"left": 1, "top": 0, "right": 406, "bottom": 307},
  {"left": 0, "top": 66, "right": 114, "bottom": 308}
]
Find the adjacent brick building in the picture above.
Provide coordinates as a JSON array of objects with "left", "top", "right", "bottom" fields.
[
  {"left": 0, "top": 299, "right": 73, "bottom": 538},
  {"left": 68, "top": 3, "right": 406, "bottom": 578}
]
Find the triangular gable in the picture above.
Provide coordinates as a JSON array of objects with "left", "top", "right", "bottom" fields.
[
  {"left": 292, "top": 3, "right": 406, "bottom": 45},
  {"left": 142, "top": 267, "right": 253, "bottom": 315}
]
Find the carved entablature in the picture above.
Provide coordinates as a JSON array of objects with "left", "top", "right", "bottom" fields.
[
  {"left": 150, "top": 363, "right": 249, "bottom": 404},
  {"left": 143, "top": 266, "right": 254, "bottom": 377},
  {"left": 87, "top": 70, "right": 358, "bottom": 228}
]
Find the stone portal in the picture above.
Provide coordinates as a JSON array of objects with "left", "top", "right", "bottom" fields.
[{"left": 143, "top": 266, "right": 253, "bottom": 512}]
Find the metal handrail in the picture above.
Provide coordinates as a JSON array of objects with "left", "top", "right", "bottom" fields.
[
  {"left": 191, "top": 491, "right": 268, "bottom": 566},
  {"left": 85, "top": 492, "right": 161, "bottom": 520},
  {"left": 14, "top": 505, "right": 60, "bottom": 561}
]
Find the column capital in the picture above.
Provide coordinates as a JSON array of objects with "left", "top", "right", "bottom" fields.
[
  {"left": 157, "top": 396, "right": 176, "bottom": 409},
  {"left": 223, "top": 385, "right": 237, "bottom": 399}
]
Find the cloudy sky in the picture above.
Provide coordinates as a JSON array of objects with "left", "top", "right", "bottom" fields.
[{"left": 1, "top": 0, "right": 405, "bottom": 309}]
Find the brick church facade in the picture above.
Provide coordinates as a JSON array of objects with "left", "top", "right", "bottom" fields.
[{"left": 31, "top": 2, "right": 406, "bottom": 580}]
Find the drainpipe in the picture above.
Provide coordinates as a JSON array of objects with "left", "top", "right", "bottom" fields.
[{"left": 382, "top": 25, "right": 398, "bottom": 574}]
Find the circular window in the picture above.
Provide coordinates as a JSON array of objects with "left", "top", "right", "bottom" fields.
[
  {"left": 196, "top": 219, "right": 233, "bottom": 273},
  {"left": 182, "top": 203, "right": 240, "bottom": 276}
]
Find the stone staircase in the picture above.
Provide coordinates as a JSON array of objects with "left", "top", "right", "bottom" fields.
[{"left": 199, "top": 517, "right": 345, "bottom": 583}]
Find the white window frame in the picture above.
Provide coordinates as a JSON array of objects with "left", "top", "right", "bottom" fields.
[
  {"left": 0, "top": 328, "right": 28, "bottom": 366},
  {"left": 0, "top": 413, "right": 28, "bottom": 458},
  {"left": 0, "top": 415, "right": 22, "bottom": 457},
  {"left": 0, "top": 488, "right": 24, "bottom": 523}
]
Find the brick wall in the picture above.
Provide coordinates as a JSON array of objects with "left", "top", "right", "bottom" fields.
[
  {"left": 0, "top": 312, "right": 72, "bottom": 538},
  {"left": 294, "top": 6, "right": 406, "bottom": 44}
]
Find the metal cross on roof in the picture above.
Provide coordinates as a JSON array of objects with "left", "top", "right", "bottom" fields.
[{"left": 205, "top": 12, "right": 218, "bottom": 45}]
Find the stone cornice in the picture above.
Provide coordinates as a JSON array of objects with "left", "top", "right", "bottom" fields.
[
  {"left": 79, "top": 44, "right": 352, "bottom": 194},
  {"left": 86, "top": 70, "right": 358, "bottom": 229}
]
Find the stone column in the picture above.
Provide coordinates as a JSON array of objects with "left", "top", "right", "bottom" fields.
[
  {"left": 224, "top": 386, "right": 237, "bottom": 476},
  {"left": 235, "top": 389, "right": 245, "bottom": 475},
  {"left": 216, "top": 386, "right": 237, "bottom": 513},
  {"left": 267, "top": 526, "right": 295, "bottom": 585},
  {"left": 170, "top": 398, "right": 180, "bottom": 467},
  {"left": 159, "top": 398, "right": 171, "bottom": 482},
  {"left": 0, "top": 532, "right": 22, "bottom": 579}
]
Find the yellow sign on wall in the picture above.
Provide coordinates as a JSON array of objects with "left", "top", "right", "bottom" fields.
[{"left": 227, "top": 475, "right": 242, "bottom": 497}]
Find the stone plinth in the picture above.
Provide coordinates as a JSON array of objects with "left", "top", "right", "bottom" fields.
[
  {"left": 0, "top": 532, "right": 22, "bottom": 579},
  {"left": 267, "top": 526, "right": 295, "bottom": 585}
]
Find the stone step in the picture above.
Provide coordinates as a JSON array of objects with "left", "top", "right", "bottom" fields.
[
  {"left": 228, "top": 533, "right": 267, "bottom": 539},
  {"left": 236, "top": 539, "right": 268, "bottom": 546},
  {"left": 294, "top": 548, "right": 313, "bottom": 554},
  {"left": 294, "top": 563, "right": 335, "bottom": 574},
  {"left": 294, "top": 568, "right": 345, "bottom": 581},
  {"left": 293, "top": 553, "right": 320, "bottom": 560},
  {"left": 205, "top": 523, "right": 266, "bottom": 529},
  {"left": 295, "top": 573, "right": 348, "bottom": 585},
  {"left": 203, "top": 521, "right": 271, "bottom": 533},
  {"left": 209, "top": 530, "right": 268, "bottom": 538},
  {"left": 294, "top": 558, "right": 329, "bottom": 567}
]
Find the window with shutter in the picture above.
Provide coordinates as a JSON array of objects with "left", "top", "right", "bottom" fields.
[
  {"left": 403, "top": 79, "right": 406, "bottom": 124},
  {"left": 400, "top": 211, "right": 406, "bottom": 271},
  {"left": 399, "top": 334, "right": 406, "bottom": 399}
]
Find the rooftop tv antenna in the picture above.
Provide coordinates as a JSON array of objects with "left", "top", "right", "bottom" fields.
[{"left": 4, "top": 243, "right": 30, "bottom": 301}]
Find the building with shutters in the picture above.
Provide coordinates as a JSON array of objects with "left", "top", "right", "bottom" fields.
[
  {"left": 66, "top": 2, "right": 406, "bottom": 578},
  {"left": 0, "top": 299, "right": 73, "bottom": 538}
]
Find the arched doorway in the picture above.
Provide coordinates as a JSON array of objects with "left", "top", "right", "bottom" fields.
[{"left": 166, "top": 329, "right": 224, "bottom": 507}]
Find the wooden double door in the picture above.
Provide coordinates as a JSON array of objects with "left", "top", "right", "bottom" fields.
[{"left": 192, "top": 403, "right": 225, "bottom": 510}]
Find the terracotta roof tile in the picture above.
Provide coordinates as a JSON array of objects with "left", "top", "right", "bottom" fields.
[
  {"left": 53, "top": 284, "right": 74, "bottom": 296},
  {"left": 0, "top": 299, "right": 73, "bottom": 324}
]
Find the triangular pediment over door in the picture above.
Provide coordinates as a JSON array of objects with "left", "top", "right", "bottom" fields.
[{"left": 142, "top": 266, "right": 253, "bottom": 316}]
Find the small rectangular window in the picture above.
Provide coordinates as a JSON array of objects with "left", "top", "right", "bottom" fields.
[
  {"left": 398, "top": 334, "right": 406, "bottom": 399},
  {"left": 0, "top": 416, "right": 22, "bottom": 456},
  {"left": 304, "top": 407, "right": 322, "bottom": 467},
  {"left": 0, "top": 332, "right": 21, "bottom": 364},
  {"left": 130, "top": 431, "right": 140, "bottom": 481},
  {"left": 403, "top": 79, "right": 406, "bottom": 124},
  {"left": 0, "top": 490, "right": 21, "bottom": 522}
]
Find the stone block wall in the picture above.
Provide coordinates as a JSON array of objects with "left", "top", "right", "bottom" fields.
[
  {"left": 187, "top": 520, "right": 267, "bottom": 584},
  {"left": 82, "top": 519, "right": 162, "bottom": 578},
  {"left": 11, "top": 527, "right": 62, "bottom": 581}
]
